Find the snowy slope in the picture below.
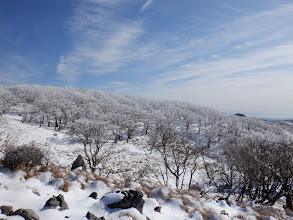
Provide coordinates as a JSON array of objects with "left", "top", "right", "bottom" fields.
[{"left": 0, "top": 115, "right": 292, "bottom": 220}]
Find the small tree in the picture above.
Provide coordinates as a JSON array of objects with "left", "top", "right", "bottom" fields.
[
  {"left": 70, "top": 118, "right": 112, "bottom": 172},
  {"left": 149, "top": 119, "right": 203, "bottom": 190}
]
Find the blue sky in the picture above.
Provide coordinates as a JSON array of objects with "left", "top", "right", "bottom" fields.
[{"left": 1, "top": 0, "right": 293, "bottom": 118}]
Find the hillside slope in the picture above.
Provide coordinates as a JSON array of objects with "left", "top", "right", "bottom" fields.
[{"left": 0, "top": 85, "right": 292, "bottom": 219}]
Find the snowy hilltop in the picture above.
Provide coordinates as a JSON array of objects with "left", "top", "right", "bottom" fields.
[{"left": 0, "top": 85, "right": 292, "bottom": 220}]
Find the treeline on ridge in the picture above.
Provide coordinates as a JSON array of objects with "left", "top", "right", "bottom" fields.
[{"left": 0, "top": 84, "right": 292, "bottom": 210}]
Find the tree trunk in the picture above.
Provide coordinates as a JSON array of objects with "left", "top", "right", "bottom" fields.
[{"left": 285, "top": 192, "right": 293, "bottom": 211}]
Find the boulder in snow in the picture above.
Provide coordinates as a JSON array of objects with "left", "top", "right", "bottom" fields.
[
  {"left": 12, "top": 209, "right": 39, "bottom": 220},
  {"left": 0, "top": 206, "right": 13, "bottom": 216},
  {"left": 44, "top": 194, "right": 69, "bottom": 210},
  {"left": 86, "top": 212, "right": 105, "bottom": 220},
  {"left": 89, "top": 192, "right": 98, "bottom": 199},
  {"left": 44, "top": 197, "right": 59, "bottom": 208},
  {"left": 57, "top": 194, "right": 69, "bottom": 210},
  {"left": 71, "top": 155, "right": 86, "bottom": 171},
  {"left": 107, "top": 190, "right": 145, "bottom": 213},
  {"left": 154, "top": 206, "right": 161, "bottom": 213}
]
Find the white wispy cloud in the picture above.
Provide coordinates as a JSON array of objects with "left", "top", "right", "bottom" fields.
[
  {"left": 0, "top": 55, "right": 43, "bottom": 85},
  {"left": 56, "top": 0, "right": 293, "bottom": 117},
  {"left": 154, "top": 42, "right": 293, "bottom": 86},
  {"left": 57, "top": 0, "right": 143, "bottom": 81},
  {"left": 133, "top": 2, "right": 293, "bottom": 117},
  {"left": 140, "top": 0, "right": 153, "bottom": 12}
]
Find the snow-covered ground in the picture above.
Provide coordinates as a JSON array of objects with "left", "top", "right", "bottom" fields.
[{"left": 0, "top": 115, "right": 292, "bottom": 220}]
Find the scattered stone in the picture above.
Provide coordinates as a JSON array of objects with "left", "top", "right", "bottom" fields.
[
  {"left": 89, "top": 192, "right": 98, "bottom": 199},
  {"left": 0, "top": 206, "right": 13, "bottom": 216},
  {"left": 220, "top": 210, "right": 229, "bottom": 216},
  {"left": 44, "top": 194, "right": 69, "bottom": 210},
  {"left": 107, "top": 190, "right": 145, "bottom": 213},
  {"left": 86, "top": 212, "right": 98, "bottom": 220},
  {"left": 12, "top": 209, "right": 39, "bottom": 220},
  {"left": 32, "top": 189, "right": 41, "bottom": 197},
  {"left": 44, "top": 197, "right": 59, "bottom": 208},
  {"left": 71, "top": 155, "right": 86, "bottom": 171},
  {"left": 65, "top": 216, "right": 69, "bottom": 218},
  {"left": 154, "top": 206, "right": 161, "bottom": 213},
  {"left": 57, "top": 194, "right": 69, "bottom": 210},
  {"left": 86, "top": 212, "right": 105, "bottom": 220}
]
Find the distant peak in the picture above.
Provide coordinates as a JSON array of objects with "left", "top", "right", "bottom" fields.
[{"left": 234, "top": 113, "right": 246, "bottom": 117}]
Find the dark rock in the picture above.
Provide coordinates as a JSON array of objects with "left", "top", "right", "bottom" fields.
[
  {"left": 71, "top": 155, "right": 86, "bottom": 171},
  {"left": 56, "top": 194, "right": 69, "bottom": 210},
  {"left": 234, "top": 113, "right": 246, "bottom": 117},
  {"left": 65, "top": 216, "right": 69, "bottom": 218},
  {"left": 0, "top": 206, "right": 13, "bottom": 216},
  {"left": 44, "top": 197, "right": 59, "bottom": 208},
  {"left": 89, "top": 192, "right": 98, "bottom": 199},
  {"left": 107, "top": 190, "right": 145, "bottom": 213},
  {"left": 12, "top": 209, "right": 39, "bottom": 220},
  {"left": 44, "top": 194, "right": 69, "bottom": 210},
  {"left": 86, "top": 212, "right": 105, "bottom": 220},
  {"left": 154, "top": 206, "right": 161, "bottom": 213},
  {"left": 86, "top": 212, "right": 98, "bottom": 220}
]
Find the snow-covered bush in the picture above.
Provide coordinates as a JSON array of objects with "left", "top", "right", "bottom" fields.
[{"left": 2, "top": 142, "right": 46, "bottom": 170}]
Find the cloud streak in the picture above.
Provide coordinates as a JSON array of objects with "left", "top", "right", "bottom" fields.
[
  {"left": 0, "top": 55, "right": 44, "bottom": 85},
  {"left": 140, "top": 0, "right": 153, "bottom": 12},
  {"left": 56, "top": 0, "right": 293, "bottom": 117},
  {"left": 131, "top": 2, "right": 293, "bottom": 117},
  {"left": 57, "top": 0, "right": 143, "bottom": 82}
]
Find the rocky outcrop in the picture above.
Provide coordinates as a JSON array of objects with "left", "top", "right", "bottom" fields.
[{"left": 107, "top": 190, "right": 145, "bottom": 213}]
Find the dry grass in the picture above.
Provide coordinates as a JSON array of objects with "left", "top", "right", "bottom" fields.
[
  {"left": 107, "top": 210, "right": 141, "bottom": 220},
  {"left": 141, "top": 182, "right": 155, "bottom": 198},
  {"left": 123, "top": 176, "right": 133, "bottom": 187},
  {"left": 201, "top": 207, "right": 217, "bottom": 220},
  {"left": 23, "top": 167, "right": 38, "bottom": 179},
  {"left": 80, "top": 182, "right": 86, "bottom": 190},
  {"left": 253, "top": 205, "right": 289, "bottom": 220},
  {"left": 61, "top": 181, "right": 71, "bottom": 192},
  {"left": 234, "top": 213, "right": 246, "bottom": 219},
  {"left": 112, "top": 178, "right": 124, "bottom": 188},
  {"left": 93, "top": 172, "right": 111, "bottom": 186}
]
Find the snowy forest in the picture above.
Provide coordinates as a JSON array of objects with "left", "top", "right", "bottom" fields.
[{"left": 0, "top": 84, "right": 292, "bottom": 219}]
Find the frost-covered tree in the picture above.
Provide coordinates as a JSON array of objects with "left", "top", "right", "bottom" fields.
[
  {"left": 69, "top": 117, "right": 112, "bottom": 172},
  {"left": 0, "top": 86, "right": 15, "bottom": 116},
  {"left": 149, "top": 117, "right": 204, "bottom": 190},
  {"left": 221, "top": 133, "right": 293, "bottom": 210}
]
